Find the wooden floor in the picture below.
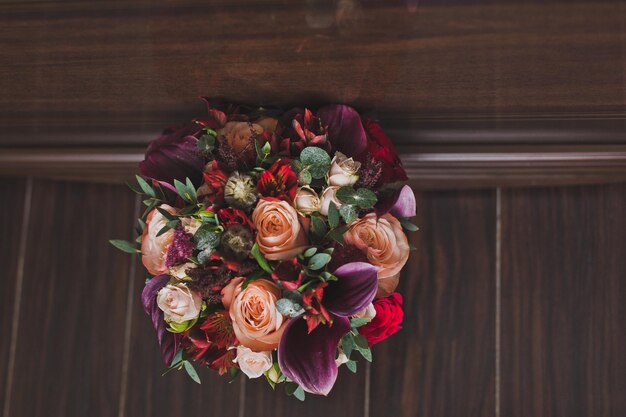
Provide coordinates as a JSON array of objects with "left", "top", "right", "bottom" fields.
[{"left": 0, "top": 178, "right": 623, "bottom": 417}]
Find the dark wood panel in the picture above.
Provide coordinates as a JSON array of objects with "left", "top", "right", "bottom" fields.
[
  {"left": 7, "top": 180, "right": 136, "bottom": 417},
  {"left": 124, "top": 257, "right": 242, "bottom": 417},
  {"left": 0, "top": 178, "right": 26, "bottom": 414},
  {"left": 244, "top": 361, "right": 365, "bottom": 417},
  {"left": 501, "top": 184, "right": 626, "bottom": 417},
  {"left": 1, "top": 0, "right": 626, "bottom": 143},
  {"left": 370, "top": 189, "right": 496, "bottom": 417}
]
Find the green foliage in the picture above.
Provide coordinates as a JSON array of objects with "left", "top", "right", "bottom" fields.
[
  {"left": 327, "top": 225, "right": 349, "bottom": 245},
  {"left": 109, "top": 239, "right": 140, "bottom": 254},
  {"left": 183, "top": 361, "right": 201, "bottom": 384},
  {"left": 285, "top": 382, "right": 306, "bottom": 401},
  {"left": 303, "top": 247, "right": 318, "bottom": 258},
  {"left": 251, "top": 243, "right": 273, "bottom": 273},
  {"left": 339, "top": 204, "right": 358, "bottom": 223},
  {"left": 336, "top": 187, "right": 378, "bottom": 209},
  {"left": 309, "top": 214, "right": 328, "bottom": 242},
  {"left": 308, "top": 253, "right": 331, "bottom": 270},
  {"left": 299, "top": 147, "right": 331, "bottom": 179},
  {"left": 174, "top": 178, "right": 198, "bottom": 204},
  {"left": 135, "top": 175, "right": 156, "bottom": 197},
  {"left": 399, "top": 217, "right": 419, "bottom": 232},
  {"left": 350, "top": 317, "right": 370, "bottom": 328},
  {"left": 345, "top": 360, "right": 357, "bottom": 373},
  {"left": 276, "top": 298, "right": 305, "bottom": 318},
  {"left": 197, "top": 132, "right": 216, "bottom": 155},
  {"left": 327, "top": 201, "right": 340, "bottom": 228}
]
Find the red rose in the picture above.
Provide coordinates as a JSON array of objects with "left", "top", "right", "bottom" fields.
[
  {"left": 359, "top": 292, "right": 404, "bottom": 346},
  {"left": 257, "top": 159, "right": 298, "bottom": 201},
  {"left": 360, "top": 119, "right": 408, "bottom": 185}
]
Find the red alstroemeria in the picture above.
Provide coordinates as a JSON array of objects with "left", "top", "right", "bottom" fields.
[
  {"left": 217, "top": 207, "right": 255, "bottom": 232},
  {"left": 200, "top": 310, "right": 236, "bottom": 349},
  {"left": 200, "top": 160, "right": 229, "bottom": 205},
  {"left": 301, "top": 282, "right": 332, "bottom": 333},
  {"left": 257, "top": 159, "right": 298, "bottom": 201},
  {"left": 271, "top": 258, "right": 304, "bottom": 290},
  {"left": 184, "top": 310, "right": 237, "bottom": 375},
  {"left": 278, "top": 108, "right": 331, "bottom": 156},
  {"left": 293, "top": 109, "right": 328, "bottom": 146}
]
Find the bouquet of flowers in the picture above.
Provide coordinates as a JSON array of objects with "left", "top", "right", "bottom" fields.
[{"left": 111, "top": 99, "right": 417, "bottom": 399}]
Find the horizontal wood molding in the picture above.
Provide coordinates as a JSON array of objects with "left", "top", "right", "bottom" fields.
[{"left": 2, "top": 141, "right": 625, "bottom": 189}]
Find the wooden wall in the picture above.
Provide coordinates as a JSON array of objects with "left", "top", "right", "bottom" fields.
[{"left": 0, "top": 178, "right": 623, "bottom": 417}]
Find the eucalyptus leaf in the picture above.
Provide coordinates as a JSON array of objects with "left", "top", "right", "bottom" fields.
[
  {"left": 309, "top": 215, "right": 328, "bottom": 241},
  {"left": 346, "top": 360, "right": 357, "bottom": 373},
  {"left": 328, "top": 201, "right": 340, "bottom": 228},
  {"left": 353, "top": 333, "right": 369, "bottom": 350},
  {"left": 183, "top": 361, "right": 201, "bottom": 384},
  {"left": 109, "top": 239, "right": 140, "bottom": 254},
  {"left": 293, "top": 386, "right": 306, "bottom": 401},
  {"left": 341, "top": 333, "right": 355, "bottom": 360},
  {"left": 300, "top": 147, "right": 331, "bottom": 179},
  {"left": 303, "top": 247, "right": 318, "bottom": 258},
  {"left": 339, "top": 204, "right": 358, "bottom": 223},
  {"left": 400, "top": 217, "right": 419, "bottom": 232},
  {"left": 308, "top": 253, "right": 331, "bottom": 270},
  {"left": 276, "top": 298, "right": 305, "bottom": 318}
]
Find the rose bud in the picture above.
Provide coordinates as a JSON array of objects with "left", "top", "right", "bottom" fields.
[
  {"left": 233, "top": 346, "right": 273, "bottom": 379},
  {"left": 139, "top": 123, "right": 205, "bottom": 186},
  {"left": 319, "top": 186, "right": 343, "bottom": 216},
  {"left": 294, "top": 186, "right": 321, "bottom": 215},
  {"left": 156, "top": 283, "right": 202, "bottom": 330},
  {"left": 328, "top": 151, "right": 361, "bottom": 187},
  {"left": 271, "top": 258, "right": 304, "bottom": 290}
]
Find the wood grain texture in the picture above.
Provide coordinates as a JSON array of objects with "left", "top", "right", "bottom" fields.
[
  {"left": 124, "top": 257, "right": 242, "bottom": 417},
  {"left": 244, "top": 363, "right": 365, "bottom": 417},
  {"left": 370, "top": 189, "right": 496, "bottom": 417},
  {"left": 1, "top": 0, "right": 626, "bottom": 144},
  {"left": 500, "top": 184, "right": 626, "bottom": 417},
  {"left": 0, "top": 178, "right": 26, "bottom": 414},
  {"left": 6, "top": 180, "right": 136, "bottom": 417}
]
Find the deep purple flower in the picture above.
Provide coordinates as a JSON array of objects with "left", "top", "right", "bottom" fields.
[
  {"left": 278, "top": 262, "right": 379, "bottom": 395},
  {"left": 375, "top": 185, "right": 416, "bottom": 218},
  {"left": 317, "top": 105, "right": 367, "bottom": 158},
  {"left": 139, "top": 123, "right": 205, "bottom": 186},
  {"left": 141, "top": 275, "right": 182, "bottom": 366}
]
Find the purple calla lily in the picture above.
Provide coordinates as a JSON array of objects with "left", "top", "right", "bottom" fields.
[
  {"left": 141, "top": 274, "right": 180, "bottom": 366},
  {"left": 278, "top": 262, "right": 379, "bottom": 395},
  {"left": 317, "top": 105, "right": 367, "bottom": 157},
  {"left": 376, "top": 184, "right": 416, "bottom": 218},
  {"left": 139, "top": 123, "right": 205, "bottom": 187}
]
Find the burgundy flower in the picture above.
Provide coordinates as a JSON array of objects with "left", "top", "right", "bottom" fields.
[
  {"left": 359, "top": 292, "right": 404, "bottom": 346},
  {"left": 359, "top": 119, "right": 408, "bottom": 185},
  {"left": 217, "top": 207, "right": 255, "bottom": 232},
  {"left": 257, "top": 159, "right": 298, "bottom": 201},
  {"left": 271, "top": 258, "right": 304, "bottom": 291},
  {"left": 141, "top": 275, "right": 182, "bottom": 366},
  {"left": 139, "top": 123, "right": 205, "bottom": 186},
  {"left": 165, "top": 226, "right": 195, "bottom": 268},
  {"left": 199, "top": 161, "right": 229, "bottom": 206},
  {"left": 278, "top": 108, "right": 330, "bottom": 156},
  {"left": 316, "top": 105, "right": 368, "bottom": 158},
  {"left": 278, "top": 262, "right": 379, "bottom": 395}
]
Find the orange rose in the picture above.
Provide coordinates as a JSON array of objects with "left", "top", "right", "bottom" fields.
[
  {"left": 141, "top": 204, "right": 177, "bottom": 276},
  {"left": 343, "top": 213, "right": 410, "bottom": 298},
  {"left": 251, "top": 199, "right": 308, "bottom": 261},
  {"left": 229, "top": 279, "right": 287, "bottom": 351}
]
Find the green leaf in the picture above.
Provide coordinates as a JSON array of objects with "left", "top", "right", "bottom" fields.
[
  {"left": 156, "top": 224, "right": 171, "bottom": 237},
  {"left": 303, "top": 247, "right": 318, "bottom": 258},
  {"left": 346, "top": 360, "right": 357, "bottom": 373},
  {"left": 400, "top": 217, "right": 419, "bottom": 232},
  {"left": 293, "top": 386, "right": 306, "bottom": 401},
  {"left": 297, "top": 169, "right": 312, "bottom": 185},
  {"left": 308, "top": 253, "right": 331, "bottom": 270},
  {"left": 309, "top": 215, "right": 328, "bottom": 241},
  {"left": 251, "top": 243, "right": 273, "bottom": 273},
  {"left": 360, "top": 347, "right": 372, "bottom": 362},
  {"left": 194, "top": 227, "right": 220, "bottom": 251},
  {"left": 109, "top": 239, "right": 140, "bottom": 254},
  {"left": 198, "top": 133, "right": 216, "bottom": 153},
  {"left": 136, "top": 175, "right": 156, "bottom": 197},
  {"left": 171, "top": 349, "right": 184, "bottom": 367},
  {"left": 337, "top": 187, "right": 377, "bottom": 209},
  {"left": 183, "top": 361, "right": 201, "bottom": 384},
  {"left": 327, "top": 225, "right": 349, "bottom": 245},
  {"left": 126, "top": 181, "right": 144, "bottom": 195},
  {"left": 300, "top": 147, "right": 331, "bottom": 179},
  {"left": 350, "top": 317, "right": 370, "bottom": 328},
  {"left": 353, "top": 333, "right": 369, "bottom": 350},
  {"left": 328, "top": 201, "right": 340, "bottom": 228},
  {"left": 156, "top": 207, "right": 176, "bottom": 221},
  {"left": 339, "top": 204, "right": 358, "bottom": 223},
  {"left": 285, "top": 382, "right": 299, "bottom": 396},
  {"left": 174, "top": 179, "right": 197, "bottom": 204},
  {"left": 342, "top": 333, "right": 355, "bottom": 360}
]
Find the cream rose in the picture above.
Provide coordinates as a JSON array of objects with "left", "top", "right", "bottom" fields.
[
  {"left": 327, "top": 151, "right": 361, "bottom": 186},
  {"left": 319, "top": 186, "right": 343, "bottom": 216},
  {"left": 251, "top": 199, "right": 308, "bottom": 261},
  {"left": 233, "top": 346, "right": 273, "bottom": 378},
  {"left": 353, "top": 302, "right": 377, "bottom": 323},
  {"left": 343, "top": 213, "right": 410, "bottom": 298},
  {"left": 141, "top": 204, "right": 177, "bottom": 276},
  {"left": 229, "top": 279, "right": 287, "bottom": 351},
  {"left": 157, "top": 283, "right": 202, "bottom": 323},
  {"left": 294, "top": 186, "right": 321, "bottom": 215}
]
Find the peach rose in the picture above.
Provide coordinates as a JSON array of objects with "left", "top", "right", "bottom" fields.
[
  {"left": 233, "top": 346, "right": 273, "bottom": 378},
  {"left": 343, "top": 213, "right": 410, "bottom": 298},
  {"left": 229, "top": 279, "right": 287, "bottom": 351},
  {"left": 218, "top": 121, "right": 264, "bottom": 154},
  {"left": 141, "top": 204, "right": 177, "bottom": 276},
  {"left": 251, "top": 199, "right": 308, "bottom": 261}
]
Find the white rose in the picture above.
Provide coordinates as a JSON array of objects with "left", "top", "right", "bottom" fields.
[
  {"left": 233, "top": 346, "right": 273, "bottom": 378},
  {"left": 319, "top": 186, "right": 342, "bottom": 216},
  {"left": 169, "top": 262, "right": 196, "bottom": 280},
  {"left": 335, "top": 349, "right": 349, "bottom": 367},
  {"left": 294, "top": 186, "right": 321, "bottom": 215},
  {"left": 156, "top": 283, "right": 202, "bottom": 323},
  {"left": 353, "top": 303, "right": 377, "bottom": 323},
  {"left": 327, "top": 151, "right": 361, "bottom": 186}
]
